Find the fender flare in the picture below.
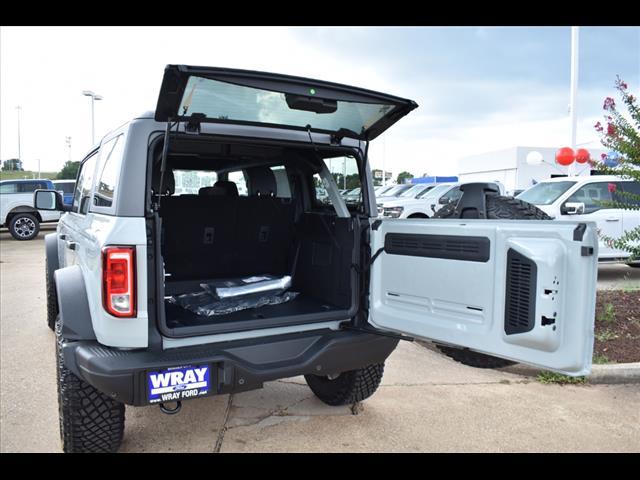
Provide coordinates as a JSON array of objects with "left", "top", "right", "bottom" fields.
[
  {"left": 54, "top": 265, "right": 97, "bottom": 342},
  {"left": 44, "top": 233, "right": 59, "bottom": 284},
  {"left": 7, "top": 205, "right": 42, "bottom": 222}
]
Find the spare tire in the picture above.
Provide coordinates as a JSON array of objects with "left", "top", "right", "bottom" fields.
[{"left": 433, "top": 195, "right": 551, "bottom": 369}]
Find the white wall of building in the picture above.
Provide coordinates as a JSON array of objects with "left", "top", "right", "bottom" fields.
[{"left": 457, "top": 146, "right": 606, "bottom": 195}]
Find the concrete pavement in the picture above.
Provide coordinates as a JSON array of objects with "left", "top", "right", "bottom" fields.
[{"left": 1, "top": 230, "right": 639, "bottom": 453}]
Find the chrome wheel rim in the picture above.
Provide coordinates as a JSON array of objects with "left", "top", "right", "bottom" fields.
[{"left": 14, "top": 217, "right": 36, "bottom": 238}]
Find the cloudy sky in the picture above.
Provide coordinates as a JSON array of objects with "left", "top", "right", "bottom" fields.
[{"left": 1, "top": 26, "right": 638, "bottom": 176}]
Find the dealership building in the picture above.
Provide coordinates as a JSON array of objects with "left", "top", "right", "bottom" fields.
[{"left": 457, "top": 146, "right": 607, "bottom": 196}]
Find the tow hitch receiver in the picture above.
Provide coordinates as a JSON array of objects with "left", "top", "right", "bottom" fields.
[{"left": 159, "top": 401, "right": 182, "bottom": 415}]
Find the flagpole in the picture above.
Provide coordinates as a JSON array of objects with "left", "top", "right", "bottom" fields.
[{"left": 568, "top": 26, "right": 579, "bottom": 176}]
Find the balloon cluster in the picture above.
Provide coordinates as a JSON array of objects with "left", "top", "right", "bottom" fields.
[{"left": 555, "top": 147, "right": 591, "bottom": 166}]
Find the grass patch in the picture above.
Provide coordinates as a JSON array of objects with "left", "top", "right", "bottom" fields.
[
  {"left": 597, "top": 303, "right": 617, "bottom": 324},
  {"left": 0, "top": 170, "right": 58, "bottom": 181},
  {"left": 537, "top": 371, "right": 587, "bottom": 385},
  {"left": 595, "top": 330, "right": 619, "bottom": 342},
  {"left": 593, "top": 354, "right": 615, "bottom": 364}
]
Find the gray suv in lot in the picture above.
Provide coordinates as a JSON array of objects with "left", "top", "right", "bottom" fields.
[{"left": 36, "top": 65, "right": 599, "bottom": 452}]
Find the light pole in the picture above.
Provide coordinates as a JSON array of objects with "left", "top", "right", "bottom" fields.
[
  {"left": 82, "top": 90, "right": 103, "bottom": 145},
  {"left": 65, "top": 136, "right": 72, "bottom": 162},
  {"left": 568, "top": 26, "right": 579, "bottom": 176},
  {"left": 15, "top": 106, "right": 21, "bottom": 161}
]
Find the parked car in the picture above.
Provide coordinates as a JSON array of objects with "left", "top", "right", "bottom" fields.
[
  {"left": 375, "top": 183, "right": 413, "bottom": 200},
  {"left": 36, "top": 64, "right": 599, "bottom": 452},
  {"left": 379, "top": 181, "right": 506, "bottom": 218},
  {"left": 0, "top": 178, "right": 60, "bottom": 240},
  {"left": 516, "top": 175, "right": 640, "bottom": 265},
  {"left": 374, "top": 185, "right": 394, "bottom": 197},
  {"left": 52, "top": 179, "right": 76, "bottom": 207},
  {"left": 376, "top": 183, "right": 437, "bottom": 217}
]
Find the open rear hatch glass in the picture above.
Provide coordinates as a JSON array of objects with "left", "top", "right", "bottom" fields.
[{"left": 155, "top": 65, "right": 418, "bottom": 140}]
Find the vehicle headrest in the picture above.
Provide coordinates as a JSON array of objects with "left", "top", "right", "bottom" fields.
[
  {"left": 214, "top": 180, "right": 239, "bottom": 197},
  {"left": 247, "top": 167, "right": 276, "bottom": 197},
  {"left": 152, "top": 169, "right": 175, "bottom": 195}
]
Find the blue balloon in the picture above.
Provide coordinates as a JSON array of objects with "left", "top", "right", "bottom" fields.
[{"left": 604, "top": 151, "right": 620, "bottom": 168}]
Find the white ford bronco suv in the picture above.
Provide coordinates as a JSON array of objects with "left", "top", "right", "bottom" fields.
[{"left": 35, "top": 65, "right": 599, "bottom": 453}]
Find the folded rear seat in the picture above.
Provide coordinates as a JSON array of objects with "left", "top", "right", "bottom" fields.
[{"left": 161, "top": 168, "right": 295, "bottom": 283}]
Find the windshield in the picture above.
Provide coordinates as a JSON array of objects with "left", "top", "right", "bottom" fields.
[
  {"left": 516, "top": 181, "right": 576, "bottom": 205},
  {"left": 375, "top": 185, "right": 393, "bottom": 195},
  {"left": 180, "top": 76, "right": 397, "bottom": 137},
  {"left": 399, "top": 184, "right": 431, "bottom": 198},
  {"left": 379, "top": 184, "right": 412, "bottom": 197},
  {"left": 420, "top": 184, "right": 453, "bottom": 199}
]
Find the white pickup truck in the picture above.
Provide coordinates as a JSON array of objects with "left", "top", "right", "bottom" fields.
[
  {"left": 516, "top": 175, "right": 640, "bottom": 264},
  {"left": 0, "top": 178, "right": 61, "bottom": 240}
]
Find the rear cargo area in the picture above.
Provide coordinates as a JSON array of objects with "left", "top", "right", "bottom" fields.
[{"left": 154, "top": 140, "right": 361, "bottom": 336}]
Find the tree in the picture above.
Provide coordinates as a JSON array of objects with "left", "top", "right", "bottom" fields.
[
  {"left": 57, "top": 161, "right": 80, "bottom": 180},
  {"left": 1, "top": 158, "right": 24, "bottom": 171},
  {"left": 397, "top": 171, "right": 414, "bottom": 184},
  {"left": 592, "top": 76, "right": 640, "bottom": 261}
]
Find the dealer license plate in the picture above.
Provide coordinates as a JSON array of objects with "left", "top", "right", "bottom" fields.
[{"left": 147, "top": 364, "right": 211, "bottom": 404}]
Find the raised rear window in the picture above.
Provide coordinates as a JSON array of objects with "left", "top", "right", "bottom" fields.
[{"left": 180, "top": 76, "right": 395, "bottom": 138}]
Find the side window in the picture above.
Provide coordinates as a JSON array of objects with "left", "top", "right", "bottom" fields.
[
  {"left": 0, "top": 182, "right": 17, "bottom": 194},
  {"left": 441, "top": 186, "right": 462, "bottom": 203},
  {"left": 620, "top": 181, "right": 640, "bottom": 207},
  {"left": 94, "top": 135, "right": 125, "bottom": 208},
  {"left": 72, "top": 153, "right": 98, "bottom": 214},
  {"left": 270, "top": 166, "right": 291, "bottom": 198},
  {"left": 565, "top": 182, "right": 614, "bottom": 214},
  {"left": 17, "top": 182, "right": 46, "bottom": 193},
  {"left": 173, "top": 170, "right": 219, "bottom": 195},
  {"left": 314, "top": 156, "right": 362, "bottom": 208},
  {"left": 227, "top": 170, "right": 248, "bottom": 196}
]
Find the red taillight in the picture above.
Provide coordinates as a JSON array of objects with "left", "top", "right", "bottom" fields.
[{"left": 102, "top": 246, "right": 136, "bottom": 317}]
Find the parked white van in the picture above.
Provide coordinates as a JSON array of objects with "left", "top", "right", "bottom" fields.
[{"left": 516, "top": 175, "right": 640, "bottom": 264}]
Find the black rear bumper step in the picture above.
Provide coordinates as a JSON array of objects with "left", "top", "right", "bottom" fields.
[{"left": 62, "top": 329, "right": 398, "bottom": 406}]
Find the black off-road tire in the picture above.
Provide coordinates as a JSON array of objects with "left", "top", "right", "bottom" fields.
[
  {"left": 56, "top": 319, "right": 125, "bottom": 453},
  {"left": 46, "top": 256, "right": 58, "bottom": 331},
  {"left": 433, "top": 195, "right": 551, "bottom": 369},
  {"left": 434, "top": 195, "right": 551, "bottom": 221},
  {"left": 304, "top": 363, "right": 385, "bottom": 406},
  {"left": 8, "top": 212, "right": 40, "bottom": 241}
]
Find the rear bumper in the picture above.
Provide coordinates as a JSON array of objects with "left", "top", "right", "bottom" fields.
[{"left": 62, "top": 328, "right": 399, "bottom": 406}]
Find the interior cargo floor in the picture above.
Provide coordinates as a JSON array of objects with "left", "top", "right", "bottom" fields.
[{"left": 164, "top": 293, "right": 341, "bottom": 329}]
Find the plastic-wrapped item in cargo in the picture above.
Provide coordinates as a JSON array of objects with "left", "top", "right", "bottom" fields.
[
  {"left": 200, "top": 275, "right": 292, "bottom": 299},
  {"left": 168, "top": 274, "right": 299, "bottom": 317}
]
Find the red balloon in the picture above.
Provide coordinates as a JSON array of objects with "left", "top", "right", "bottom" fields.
[
  {"left": 575, "top": 148, "right": 590, "bottom": 164},
  {"left": 556, "top": 147, "right": 575, "bottom": 166}
]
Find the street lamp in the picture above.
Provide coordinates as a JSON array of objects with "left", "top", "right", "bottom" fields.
[
  {"left": 15, "top": 106, "right": 21, "bottom": 161},
  {"left": 65, "top": 136, "right": 72, "bottom": 162},
  {"left": 82, "top": 90, "right": 103, "bottom": 145}
]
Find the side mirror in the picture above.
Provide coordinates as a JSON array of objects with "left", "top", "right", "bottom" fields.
[
  {"left": 561, "top": 202, "right": 585, "bottom": 215},
  {"left": 34, "top": 189, "right": 68, "bottom": 211},
  {"left": 438, "top": 197, "right": 450, "bottom": 205}
]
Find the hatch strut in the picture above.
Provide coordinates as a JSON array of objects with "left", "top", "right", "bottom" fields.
[{"left": 156, "top": 118, "right": 180, "bottom": 210}]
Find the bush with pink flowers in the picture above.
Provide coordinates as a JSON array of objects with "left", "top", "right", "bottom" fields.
[{"left": 592, "top": 76, "right": 639, "bottom": 262}]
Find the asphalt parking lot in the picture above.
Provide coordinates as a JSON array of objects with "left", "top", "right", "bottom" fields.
[{"left": 1, "top": 227, "right": 639, "bottom": 453}]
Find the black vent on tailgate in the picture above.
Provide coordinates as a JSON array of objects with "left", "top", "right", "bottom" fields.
[
  {"left": 384, "top": 233, "right": 490, "bottom": 262},
  {"left": 504, "top": 248, "right": 537, "bottom": 335}
]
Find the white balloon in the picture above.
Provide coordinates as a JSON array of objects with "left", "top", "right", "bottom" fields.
[{"left": 526, "top": 151, "right": 544, "bottom": 166}]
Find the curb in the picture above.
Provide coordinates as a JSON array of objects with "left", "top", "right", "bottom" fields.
[
  {"left": 503, "top": 362, "right": 640, "bottom": 384},
  {"left": 589, "top": 363, "right": 640, "bottom": 384}
]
